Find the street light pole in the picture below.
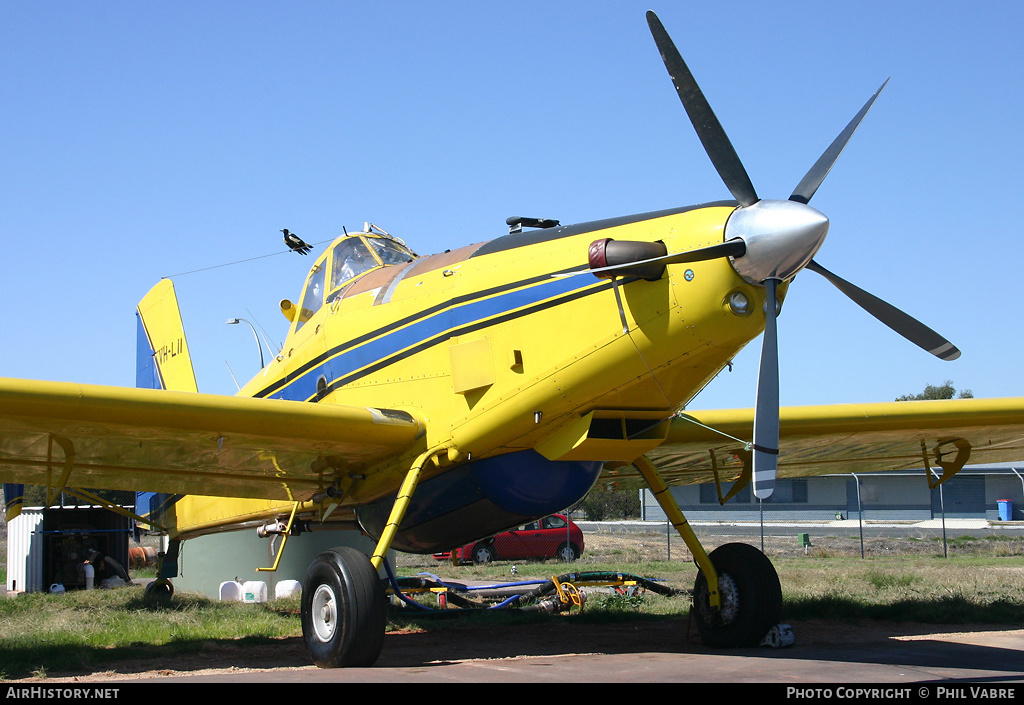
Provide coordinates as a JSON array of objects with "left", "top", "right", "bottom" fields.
[{"left": 226, "top": 318, "right": 265, "bottom": 369}]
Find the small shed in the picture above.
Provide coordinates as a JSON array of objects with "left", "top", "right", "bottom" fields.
[{"left": 6, "top": 505, "right": 131, "bottom": 594}]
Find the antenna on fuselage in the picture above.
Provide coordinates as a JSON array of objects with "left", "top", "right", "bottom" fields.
[{"left": 506, "top": 216, "right": 560, "bottom": 235}]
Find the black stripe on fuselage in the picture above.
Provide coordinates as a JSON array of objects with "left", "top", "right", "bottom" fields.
[
  {"left": 309, "top": 275, "right": 637, "bottom": 402},
  {"left": 253, "top": 266, "right": 616, "bottom": 400},
  {"left": 469, "top": 201, "right": 736, "bottom": 259}
]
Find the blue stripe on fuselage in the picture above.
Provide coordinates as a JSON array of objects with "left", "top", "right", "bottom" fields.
[{"left": 261, "top": 272, "right": 611, "bottom": 402}]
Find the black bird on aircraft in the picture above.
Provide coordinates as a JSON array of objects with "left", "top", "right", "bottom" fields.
[{"left": 282, "top": 229, "right": 313, "bottom": 255}]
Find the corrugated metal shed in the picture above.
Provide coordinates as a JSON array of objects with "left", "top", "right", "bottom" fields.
[
  {"left": 6, "top": 508, "right": 44, "bottom": 593},
  {"left": 5, "top": 505, "right": 131, "bottom": 593}
]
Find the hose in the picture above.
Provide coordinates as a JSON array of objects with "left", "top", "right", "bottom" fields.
[
  {"left": 382, "top": 560, "right": 683, "bottom": 615},
  {"left": 553, "top": 571, "right": 682, "bottom": 596},
  {"left": 86, "top": 549, "right": 132, "bottom": 585}
]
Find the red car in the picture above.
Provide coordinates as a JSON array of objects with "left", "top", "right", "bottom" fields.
[{"left": 433, "top": 514, "right": 584, "bottom": 564}]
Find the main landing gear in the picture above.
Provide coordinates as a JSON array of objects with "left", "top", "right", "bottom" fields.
[
  {"left": 302, "top": 547, "right": 387, "bottom": 668},
  {"left": 692, "top": 542, "right": 782, "bottom": 647},
  {"left": 302, "top": 445, "right": 440, "bottom": 668},
  {"left": 632, "top": 456, "right": 784, "bottom": 648}
]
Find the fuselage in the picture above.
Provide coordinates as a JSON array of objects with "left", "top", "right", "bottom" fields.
[{"left": 177, "top": 202, "right": 776, "bottom": 549}]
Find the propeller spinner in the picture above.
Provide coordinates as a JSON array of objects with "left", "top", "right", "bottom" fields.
[{"left": 644, "top": 11, "right": 960, "bottom": 498}]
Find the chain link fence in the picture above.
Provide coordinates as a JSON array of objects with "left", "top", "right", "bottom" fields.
[
  {"left": 639, "top": 470, "right": 1023, "bottom": 524},
  {"left": 621, "top": 468, "right": 1024, "bottom": 560}
]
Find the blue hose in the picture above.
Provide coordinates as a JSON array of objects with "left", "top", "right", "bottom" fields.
[{"left": 383, "top": 561, "right": 682, "bottom": 614}]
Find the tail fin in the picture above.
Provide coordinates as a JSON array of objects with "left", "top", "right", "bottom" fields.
[
  {"left": 136, "top": 279, "right": 198, "bottom": 392},
  {"left": 136, "top": 279, "right": 193, "bottom": 537},
  {"left": 4, "top": 483, "right": 24, "bottom": 521}
]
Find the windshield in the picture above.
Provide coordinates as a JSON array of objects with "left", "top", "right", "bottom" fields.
[
  {"left": 295, "top": 263, "right": 325, "bottom": 332},
  {"left": 331, "top": 238, "right": 377, "bottom": 290},
  {"left": 367, "top": 236, "right": 416, "bottom": 266}
]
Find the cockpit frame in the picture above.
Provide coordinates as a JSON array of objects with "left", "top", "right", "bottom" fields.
[{"left": 289, "top": 230, "right": 418, "bottom": 334}]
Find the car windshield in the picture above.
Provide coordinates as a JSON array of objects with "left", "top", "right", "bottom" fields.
[{"left": 542, "top": 516, "right": 567, "bottom": 529}]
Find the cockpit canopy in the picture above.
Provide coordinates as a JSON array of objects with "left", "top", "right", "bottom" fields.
[{"left": 289, "top": 230, "right": 417, "bottom": 332}]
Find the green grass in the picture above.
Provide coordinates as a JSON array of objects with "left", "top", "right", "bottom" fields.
[
  {"left": 865, "top": 570, "right": 921, "bottom": 591},
  {"left": 0, "top": 589, "right": 303, "bottom": 680}
]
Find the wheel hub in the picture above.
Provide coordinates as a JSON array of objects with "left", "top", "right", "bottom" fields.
[
  {"left": 312, "top": 584, "right": 338, "bottom": 642},
  {"left": 716, "top": 574, "right": 740, "bottom": 624},
  {"left": 697, "top": 572, "right": 739, "bottom": 625}
]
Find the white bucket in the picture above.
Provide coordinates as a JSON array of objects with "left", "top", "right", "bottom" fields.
[
  {"left": 219, "top": 581, "right": 243, "bottom": 601},
  {"left": 241, "top": 580, "right": 268, "bottom": 603},
  {"left": 275, "top": 580, "right": 302, "bottom": 599}
]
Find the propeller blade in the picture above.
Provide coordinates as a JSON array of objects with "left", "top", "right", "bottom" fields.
[
  {"left": 752, "top": 278, "right": 780, "bottom": 499},
  {"left": 789, "top": 79, "right": 889, "bottom": 205},
  {"left": 806, "top": 259, "right": 961, "bottom": 360},
  {"left": 646, "top": 11, "right": 759, "bottom": 208}
]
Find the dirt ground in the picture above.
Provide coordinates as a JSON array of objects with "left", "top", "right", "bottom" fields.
[
  {"left": 9, "top": 529, "right": 1024, "bottom": 683},
  {"left": 19, "top": 619, "right": 1024, "bottom": 683}
]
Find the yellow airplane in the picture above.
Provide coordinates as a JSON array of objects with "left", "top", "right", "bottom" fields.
[{"left": 2, "top": 11, "right": 1023, "bottom": 668}]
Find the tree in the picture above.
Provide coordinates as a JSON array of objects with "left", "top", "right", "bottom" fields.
[
  {"left": 895, "top": 380, "right": 973, "bottom": 401},
  {"left": 578, "top": 487, "right": 641, "bottom": 520}
]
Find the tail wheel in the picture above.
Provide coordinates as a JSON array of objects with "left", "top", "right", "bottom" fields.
[
  {"left": 143, "top": 578, "right": 174, "bottom": 602},
  {"left": 301, "top": 547, "right": 386, "bottom": 668},
  {"left": 692, "top": 542, "right": 782, "bottom": 647},
  {"left": 556, "top": 542, "right": 579, "bottom": 562}
]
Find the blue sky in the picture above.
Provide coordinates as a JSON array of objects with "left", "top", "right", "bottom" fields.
[{"left": 2, "top": 1, "right": 1021, "bottom": 411}]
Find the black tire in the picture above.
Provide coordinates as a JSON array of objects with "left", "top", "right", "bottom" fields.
[
  {"left": 556, "top": 542, "right": 579, "bottom": 562},
  {"left": 143, "top": 579, "right": 174, "bottom": 602},
  {"left": 471, "top": 543, "right": 496, "bottom": 564},
  {"left": 691, "top": 542, "right": 782, "bottom": 648},
  {"left": 301, "top": 547, "right": 387, "bottom": 668}
]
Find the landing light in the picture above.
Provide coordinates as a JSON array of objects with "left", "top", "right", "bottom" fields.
[
  {"left": 763, "top": 297, "right": 783, "bottom": 316},
  {"left": 728, "top": 291, "right": 750, "bottom": 316}
]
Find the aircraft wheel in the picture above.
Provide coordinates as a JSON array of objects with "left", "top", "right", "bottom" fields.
[
  {"left": 143, "top": 578, "right": 173, "bottom": 602},
  {"left": 471, "top": 543, "right": 495, "bottom": 564},
  {"left": 691, "top": 542, "right": 782, "bottom": 648},
  {"left": 556, "top": 542, "right": 579, "bottom": 562},
  {"left": 301, "top": 547, "right": 386, "bottom": 668}
]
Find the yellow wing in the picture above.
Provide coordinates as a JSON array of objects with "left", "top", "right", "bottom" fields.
[
  {"left": 601, "top": 397, "right": 1024, "bottom": 488},
  {"left": 0, "top": 377, "right": 423, "bottom": 502}
]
